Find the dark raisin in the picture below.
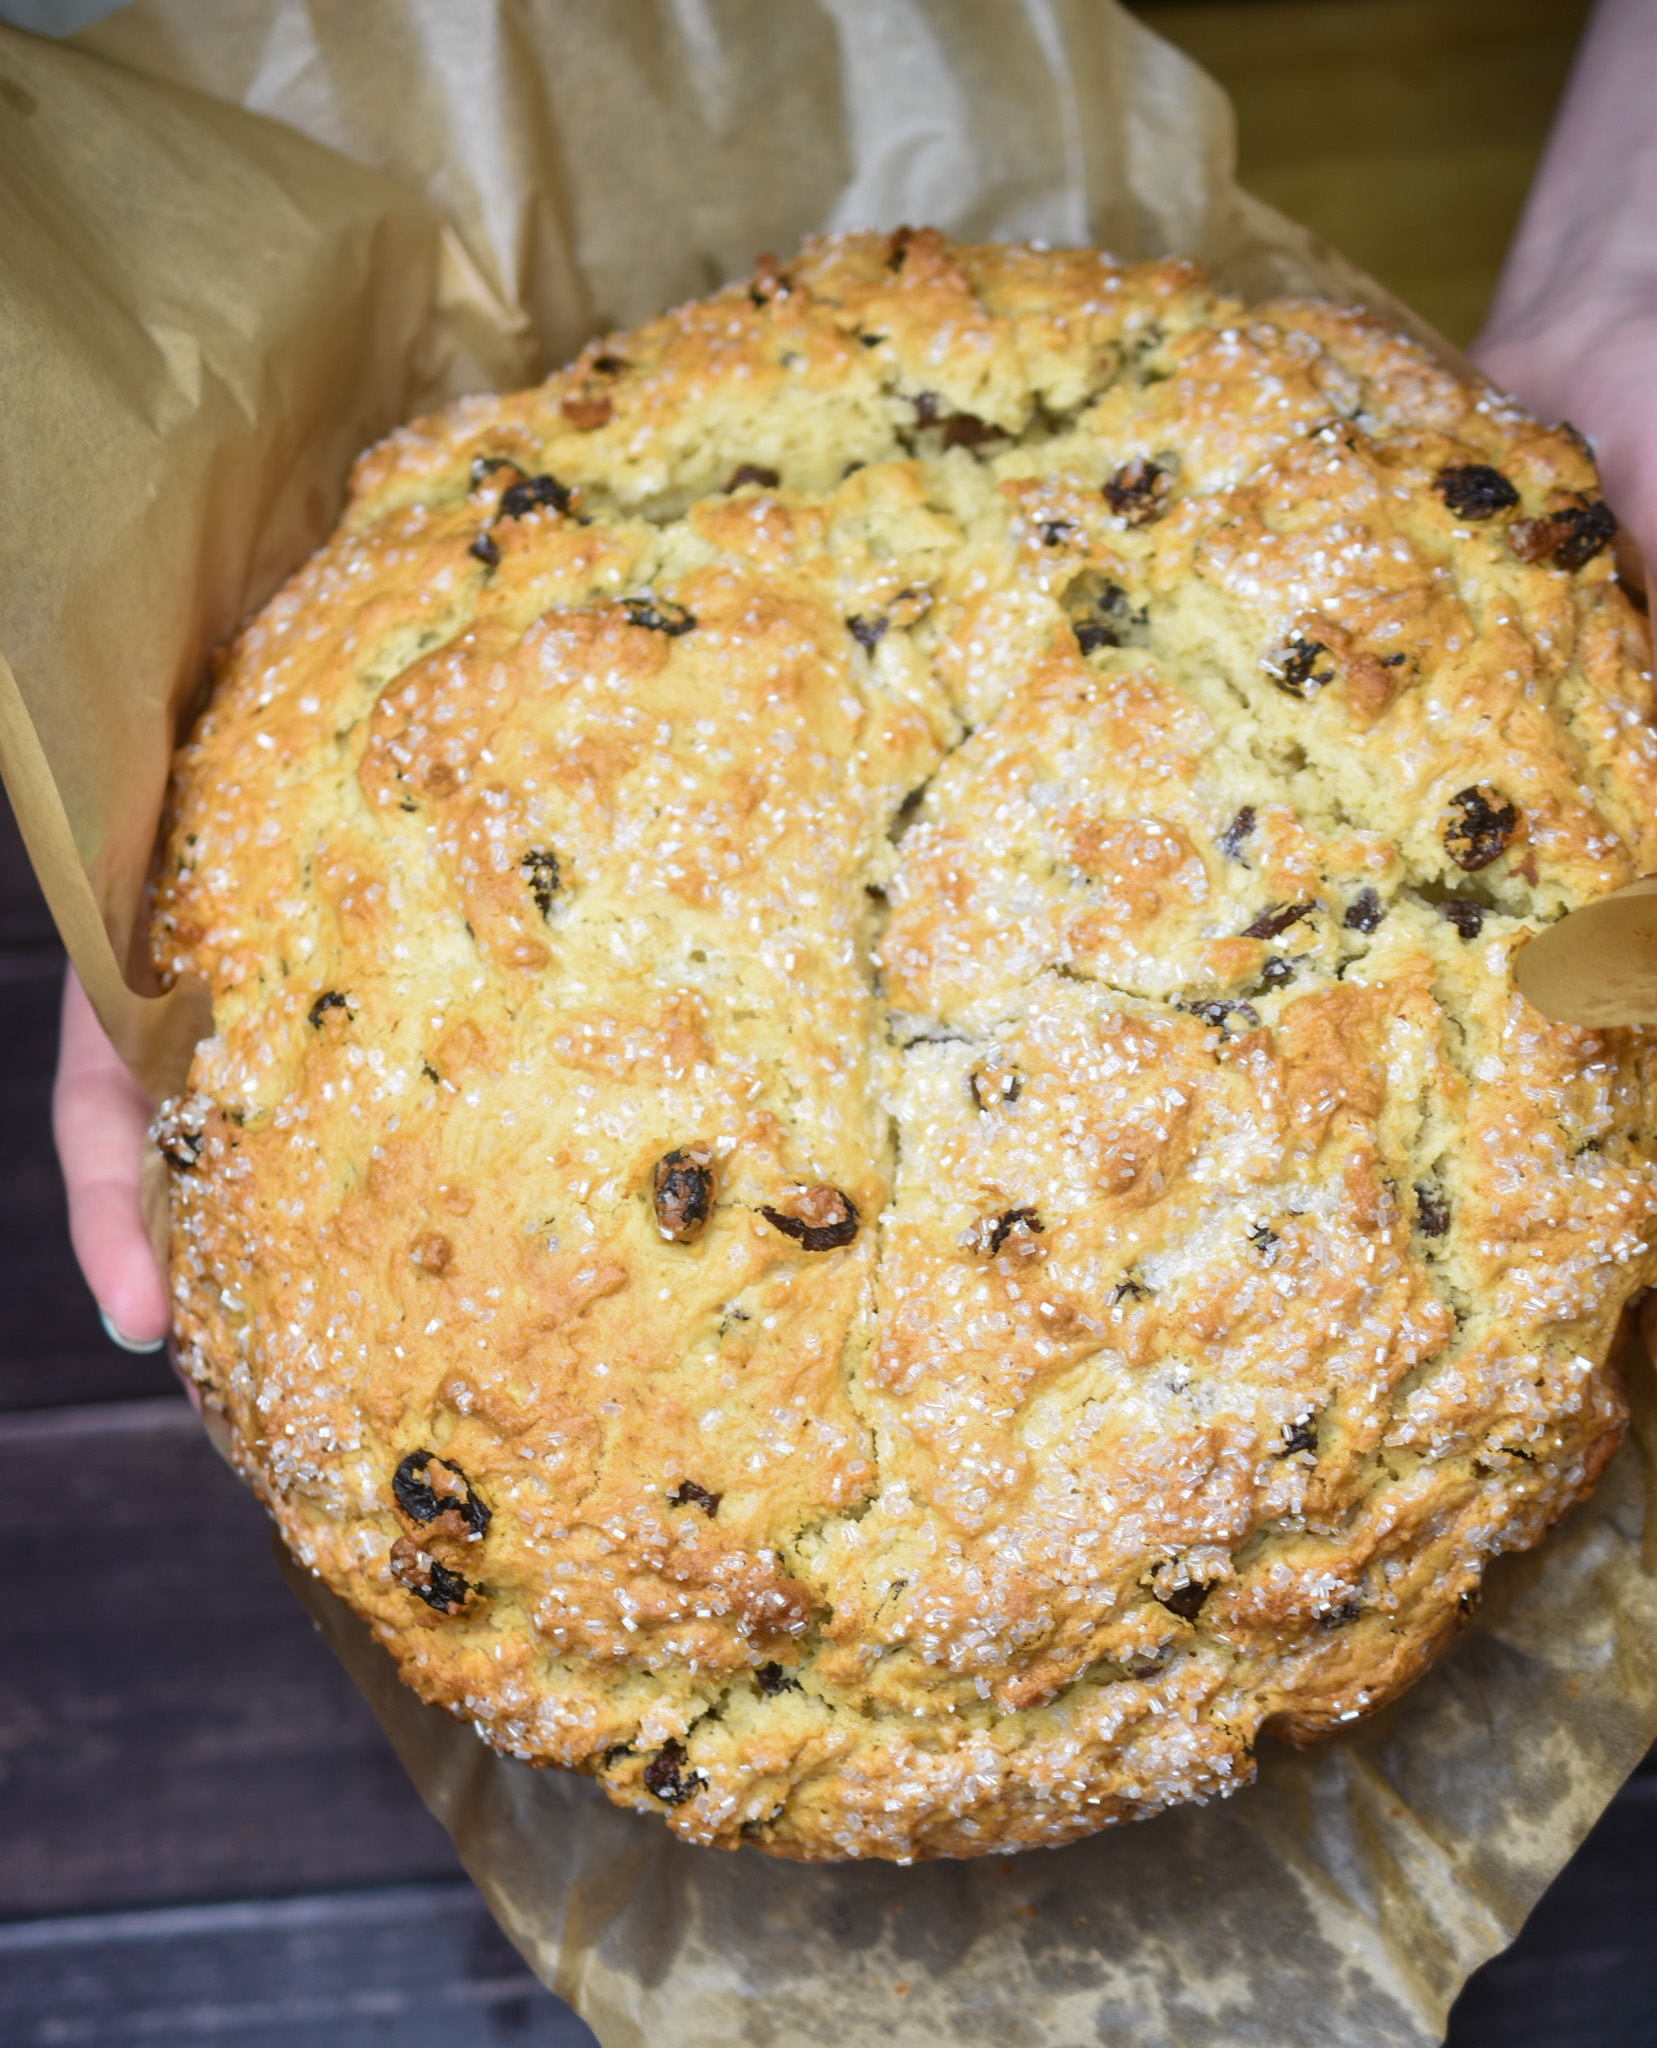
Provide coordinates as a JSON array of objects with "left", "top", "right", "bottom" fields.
[
  {"left": 1434, "top": 463, "right": 1519, "bottom": 520},
  {"left": 1247, "top": 1221, "right": 1279, "bottom": 1253},
  {"left": 1242, "top": 902, "right": 1312, "bottom": 941},
  {"left": 1158, "top": 1580, "right": 1210, "bottom": 1621},
  {"left": 1510, "top": 502, "right": 1616, "bottom": 569},
  {"left": 761, "top": 1186, "right": 859, "bottom": 1251},
  {"left": 160, "top": 1128, "right": 203, "bottom": 1172},
  {"left": 1280, "top": 1415, "right": 1318, "bottom": 1458},
  {"left": 912, "top": 391, "right": 940, "bottom": 426},
  {"left": 1218, "top": 806, "right": 1255, "bottom": 860},
  {"left": 667, "top": 1479, "right": 721, "bottom": 1516},
  {"left": 422, "top": 1061, "right": 442, "bottom": 1084},
  {"left": 652, "top": 1147, "right": 715, "bottom": 1243},
  {"left": 591, "top": 354, "right": 627, "bottom": 375},
  {"left": 391, "top": 1450, "right": 491, "bottom": 1538},
  {"left": 622, "top": 596, "right": 696, "bottom": 635},
  {"left": 1038, "top": 518, "right": 1079, "bottom": 546},
  {"left": 643, "top": 1739, "right": 704, "bottom": 1804},
  {"left": 1414, "top": 1184, "right": 1450, "bottom": 1237},
  {"left": 1318, "top": 1598, "right": 1362, "bottom": 1629},
  {"left": 941, "top": 413, "right": 1003, "bottom": 451},
  {"left": 847, "top": 614, "right": 888, "bottom": 651},
  {"left": 1262, "top": 636, "right": 1333, "bottom": 698},
  {"left": 499, "top": 473, "right": 571, "bottom": 519},
  {"left": 1103, "top": 456, "right": 1169, "bottom": 525},
  {"left": 1343, "top": 887, "right": 1383, "bottom": 934},
  {"left": 521, "top": 848, "right": 561, "bottom": 915},
  {"left": 974, "top": 1206, "right": 1044, "bottom": 1257},
  {"left": 1443, "top": 785, "right": 1519, "bottom": 871},
  {"left": 1070, "top": 579, "right": 1146, "bottom": 653},
  {"left": 1439, "top": 900, "right": 1485, "bottom": 940},
  {"left": 1552, "top": 499, "right": 1617, "bottom": 569},
  {"left": 469, "top": 532, "right": 500, "bottom": 569},
  {"left": 725, "top": 463, "right": 780, "bottom": 492},
  {"left": 969, "top": 1066, "right": 1023, "bottom": 1111},
  {"left": 390, "top": 1537, "right": 474, "bottom": 1615},
  {"left": 756, "top": 1661, "right": 794, "bottom": 1696},
  {"left": 1259, "top": 956, "right": 1294, "bottom": 989},
  {"left": 308, "top": 991, "right": 350, "bottom": 1028},
  {"left": 1186, "top": 998, "right": 1259, "bottom": 1032}
]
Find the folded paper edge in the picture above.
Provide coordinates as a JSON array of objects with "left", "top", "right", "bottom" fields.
[{"left": 0, "top": 647, "right": 211, "bottom": 1100}]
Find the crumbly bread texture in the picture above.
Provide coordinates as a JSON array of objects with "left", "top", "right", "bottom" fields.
[{"left": 156, "top": 230, "right": 1657, "bottom": 1861}]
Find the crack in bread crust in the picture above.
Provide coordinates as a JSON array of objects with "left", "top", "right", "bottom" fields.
[{"left": 154, "top": 230, "right": 1657, "bottom": 1861}]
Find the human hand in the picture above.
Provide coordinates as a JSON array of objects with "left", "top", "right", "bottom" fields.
[
  {"left": 52, "top": 963, "right": 170, "bottom": 1352},
  {"left": 1470, "top": 0, "right": 1657, "bottom": 588}
]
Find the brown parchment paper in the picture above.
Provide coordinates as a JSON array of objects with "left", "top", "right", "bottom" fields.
[{"left": 5, "top": 4, "right": 1656, "bottom": 2043}]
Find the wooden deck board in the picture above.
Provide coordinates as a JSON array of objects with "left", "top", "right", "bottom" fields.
[
  {"left": 0, "top": 1884, "right": 596, "bottom": 2048},
  {"left": 0, "top": 1398, "right": 464, "bottom": 1917}
]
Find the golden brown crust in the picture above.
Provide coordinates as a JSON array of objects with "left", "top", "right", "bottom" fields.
[{"left": 155, "top": 232, "right": 1657, "bottom": 1860}]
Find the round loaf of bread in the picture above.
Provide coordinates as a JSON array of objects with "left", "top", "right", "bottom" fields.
[{"left": 155, "top": 230, "right": 1657, "bottom": 1860}]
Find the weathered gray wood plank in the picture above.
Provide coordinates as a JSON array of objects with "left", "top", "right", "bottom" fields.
[
  {"left": 0, "top": 1883, "right": 597, "bottom": 2047},
  {"left": 0, "top": 1398, "right": 464, "bottom": 1914}
]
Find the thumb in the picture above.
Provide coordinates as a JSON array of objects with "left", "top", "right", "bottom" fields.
[{"left": 52, "top": 965, "right": 171, "bottom": 1349}]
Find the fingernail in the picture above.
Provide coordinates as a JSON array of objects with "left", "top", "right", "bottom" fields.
[{"left": 100, "top": 1309, "right": 166, "bottom": 1355}]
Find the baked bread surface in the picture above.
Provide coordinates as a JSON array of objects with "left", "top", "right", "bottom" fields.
[{"left": 156, "top": 231, "right": 1657, "bottom": 1860}]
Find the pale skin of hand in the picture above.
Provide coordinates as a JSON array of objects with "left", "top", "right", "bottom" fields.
[
  {"left": 48, "top": 0, "right": 1653, "bottom": 1349},
  {"left": 54, "top": 965, "right": 170, "bottom": 1350},
  {"left": 1471, "top": 0, "right": 1657, "bottom": 577}
]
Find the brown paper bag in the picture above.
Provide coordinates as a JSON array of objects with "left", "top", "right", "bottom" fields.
[{"left": 5, "top": 5, "right": 1654, "bottom": 2042}]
